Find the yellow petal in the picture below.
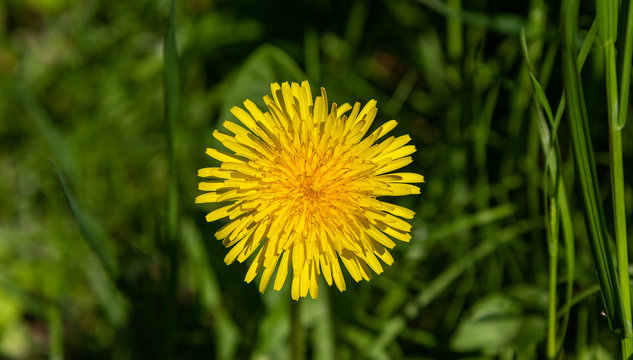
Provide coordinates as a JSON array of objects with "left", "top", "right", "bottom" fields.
[
  {"left": 291, "top": 273, "right": 300, "bottom": 300},
  {"left": 300, "top": 261, "right": 310, "bottom": 298},
  {"left": 375, "top": 156, "right": 413, "bottom": 175},
  {"left": 331, "top": 254, "right": 346, "bottom": 292},
  {"left": 259, "top": 252, "right": 279, "bottom": 293},
  {"left": 274, "top": 251, "right": 291, "bottom": 291},
  {"left": 245, "top": 244, "right": 266, "bottom": 283},
  {"left": 224, "top": 239, "right": 247, "bottom": 265},
  {"left": 195, "top": 192, "right": 219, "bottom": 204},
  {"left": 206, "top": 204, "right": 235, "bottom": 222},
  {"left": 198, "top": 181, "right": 227, "bottom": 191},
  {"left": 309, "top": 261, "right": 319, "bottom": 299},
  {"left": 383, "top": 202, "right": 416, "bottom": 219},
  {"left": 340, "top": 253, "right": 362, "bottom": 282},
  {"left": 319, "top": 254, "right": 333, "bottom": 286}
]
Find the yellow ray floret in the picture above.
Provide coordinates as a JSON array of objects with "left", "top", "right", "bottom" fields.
[{"left": 196, "top": 81, "right": 424, "bottom": 300}]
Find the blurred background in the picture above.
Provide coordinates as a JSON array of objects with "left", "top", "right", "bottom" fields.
[{"left": 0, "top": 0, "right": 629, "bottom": 358}]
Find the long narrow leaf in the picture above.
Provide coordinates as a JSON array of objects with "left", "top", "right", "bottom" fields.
[
  {"left": 52, "top": 160, "right": 118, "bottom": 279},
  {"left": 561, "top": 0, "right": 625, "bottom": 334},
  {"left": 618, "top": 0, "right": 633, "bottom": 128}
]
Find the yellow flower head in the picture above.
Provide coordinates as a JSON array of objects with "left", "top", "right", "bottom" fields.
[{"left": 196, "top": 81, "right": 423, "bottom": 300}]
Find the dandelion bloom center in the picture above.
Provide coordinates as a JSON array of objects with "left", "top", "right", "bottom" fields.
[{"left": 197, "top": 81, "right": 424, "bottom": 300}]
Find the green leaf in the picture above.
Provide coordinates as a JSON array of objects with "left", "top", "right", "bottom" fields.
[
  {"left": 529, "top": 73, "right": 555, "bottom": 126},
  {"left": 451, "top": 289, "right": 547, "bottom": 354}
]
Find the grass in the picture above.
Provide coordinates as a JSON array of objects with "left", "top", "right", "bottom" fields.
[{"left": 2, "top": 0, "right": 633, "bottom": 358}]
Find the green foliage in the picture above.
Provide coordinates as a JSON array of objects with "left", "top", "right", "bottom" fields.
[
  {"left": 451, "top": 287, "right": 547, "bottom": 356},
  {"left": 2, "top": 0, "right": 633, "bottom": 358}
]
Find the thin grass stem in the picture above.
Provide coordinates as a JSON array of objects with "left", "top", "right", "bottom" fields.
[
  {"left": 605, "top": 39, "right": 633, "bottom": 357},
  {"left": 597, "top": 0, "right": 633, "bottom": 354},
  {"left": 546, "top": 197, "right": 559, "bottom": 358}
]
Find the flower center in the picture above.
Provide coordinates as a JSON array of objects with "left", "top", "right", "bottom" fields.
[{"left": 298, "top": 174, "right": 322, "bottom": 200}]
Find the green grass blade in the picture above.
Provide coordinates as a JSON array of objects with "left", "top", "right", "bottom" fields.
[
  {"left": 545, "top": 198, "right": 559, "bottom": 359},
  {"left": 529, "top": 73, "right": 554, "bottom": 125},
  {"left": 526, "top": 43, "right": 576, "bottom": 353},
  {"left": 524, "top": 50, "right": 559, "bottom": 357},
  {"left": 554, "top": 181, "right": 576, "bottom": 354},
  {"left": 578, "top": 21, "right": 599, "bottom": 70},
  {"left": 52, "top": 160, "right": 118, "bottom": 279},
  {"left": 556, "top": 285, "right": 601, "bottom": 318},
  {"left": 595, "top": 0, "right": 618, "bottom": 44},
  {"left": 618, "top": 0, "right": 633, "bottom": 128},
  {"left": 411, "top": 219, "right": 541, "bottom": 313},
  {"left": 163, "top": 0, "right": 180, "bottom": 356},
  {"left": 535, "top": 20, "right": 597, "bottom": 140},
  {"left": 596, "top": 0, "right": 633, "bottom": 353},
  {"left": 533, "top": 20, "right": 597, "bottom": 140},
  {"left": 164, "top": 0, "right": 179, "bottom": 248},
  {"left": 16, "top": 84, "right": 76, "bottom": 182},
  {"left": 561, "top": 0, "right": 625, "bottom": 335},
  {"left": 529, "top": 76, "right": 577, "bottom": 357},
  {"left": 426, "top": 204, "right": 516, "bottom": 243}
]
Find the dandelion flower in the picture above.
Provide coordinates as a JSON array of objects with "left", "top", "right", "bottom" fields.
[{"left": 196, "top": 81, "right": 423, "bottom": 300}]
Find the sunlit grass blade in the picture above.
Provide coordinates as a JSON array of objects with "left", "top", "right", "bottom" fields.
[
  {"left": 596, "top": 0, "right": 633, "bottom": 354},
  {"left": 561, "top": 0, "right": 626, "bottom": 339}
]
